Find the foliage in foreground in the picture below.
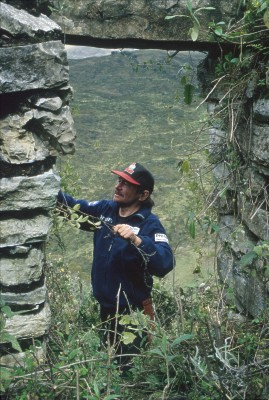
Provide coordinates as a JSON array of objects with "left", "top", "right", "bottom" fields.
[{"left": 2, "top": 259, "right": 269, "bottom": 400}]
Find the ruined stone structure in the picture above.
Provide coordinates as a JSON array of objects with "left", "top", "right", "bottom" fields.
[
  {"left": 0, "top": 2, "right": 76, "bottom": 365},
  {"left": 197, "top": 57, "right": 269, "bottom": 317},
  {"left": 1, "top": 0, "right": 268, "bottom": 365}
]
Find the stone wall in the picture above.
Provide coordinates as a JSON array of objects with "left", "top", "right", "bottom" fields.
[
  {"left": 0, "top": 2, "right": 76, "bottom": 365},
  {"left": 198, "top": 56, "right": 269, "bottom": 317}
]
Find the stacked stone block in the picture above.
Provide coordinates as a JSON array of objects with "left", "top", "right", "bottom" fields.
[{"left": 0, "top": 2, "right": 76, "bottom": 365}]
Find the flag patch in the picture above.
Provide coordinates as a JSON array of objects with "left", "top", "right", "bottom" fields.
[{"left": 155, "top": 233, "right": 169, "bottom": 243}]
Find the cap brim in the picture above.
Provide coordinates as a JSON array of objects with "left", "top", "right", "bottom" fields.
[{"left": 111, "top": 170, "right": 141, "bottom": 186}]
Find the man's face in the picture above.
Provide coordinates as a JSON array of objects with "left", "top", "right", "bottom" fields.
[{"left": 113, "top": 178, "right": 141, "bottom": 207}]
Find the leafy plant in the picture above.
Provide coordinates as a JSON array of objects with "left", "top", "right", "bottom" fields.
[
  {"left": 3, "top": 258, "right": 269, "bottom": 399},
  {"left": 165, "top": 0, "right": 215, "bottom": 41}
]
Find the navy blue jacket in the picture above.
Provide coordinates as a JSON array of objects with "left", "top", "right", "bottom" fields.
[{"left": 57, "top": 192, "right": 174, "bottom": 308}]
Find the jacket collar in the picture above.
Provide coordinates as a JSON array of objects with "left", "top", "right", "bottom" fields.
[{"left": 111, "top": 201, "right": 151, "bottom": 221}]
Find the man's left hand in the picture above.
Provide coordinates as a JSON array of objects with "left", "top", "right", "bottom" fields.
[{"left": 113, "top": 224, "right": 142, "bottom": 246}]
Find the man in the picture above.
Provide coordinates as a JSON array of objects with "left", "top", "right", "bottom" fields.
[{"left": 57, "top": 162, "right": 174, "bottom": 363}]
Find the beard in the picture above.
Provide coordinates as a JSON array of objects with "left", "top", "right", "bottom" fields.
[{"left": 113, "top": 192, "right": 140, "bottom": 208}]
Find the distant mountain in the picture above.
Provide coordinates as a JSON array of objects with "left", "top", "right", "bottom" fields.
[{"left": 65, "top": 45, "right": 133, "bottom": 59}]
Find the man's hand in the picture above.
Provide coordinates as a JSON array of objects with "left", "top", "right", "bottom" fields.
[{"left": 113, "top": 224, "right": 142, "bottom": 247}]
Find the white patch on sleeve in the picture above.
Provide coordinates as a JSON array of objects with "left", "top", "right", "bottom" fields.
[
  {"left": 130, "top": 226, "right": 140, "bottom": 235},
  {"left": 88, "top": 201, "right": 99, "bottom": 206},
  {"left": 155, "top": 233, "right": 169, "bottom": 243}
]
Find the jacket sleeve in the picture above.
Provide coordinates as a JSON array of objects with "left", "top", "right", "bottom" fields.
[
  {"left": 56, "top": 191, "right": 104, "bottom": 230},
  {"left": 137, "top": 218, "right": 175, "bottom": 278}
]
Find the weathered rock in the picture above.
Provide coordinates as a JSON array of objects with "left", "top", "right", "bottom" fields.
[
  {"left": 241, "top": 167, "right": 268, "bottom": 198},
  {"left": 2, "top": 302, "right": 51, "bottom": 340},
  {"left": 218, "top": 215, "right": 237, "bottom": 243},
  {"left": 239, "top": 197, "right": 269, "bottom": 241},
  {"left": 253, "top": 98, "right": 269, "bottom": 122},
  {"left": 0, "top": 111, "right": 50, "bottom": 163},
  {"left": 216, "top": 190, "right": 236, "bottom": 215},
  {"left": 217, "top": 248, "right": 235, "bottom": 283},
  {"left": 0, "top": 107, "right": 75, "bottom": 163},
  {"left": 0, "top": 1, "right": 61, "bottom": 42},
  {"left": 233, "top": 273, "right": 267, "bottom": 316},
  {"left": 2, "top": 0, "right": 52, "bottom": 15},
  {"left": 251, "top": 124, "right": 269, "bottom": 166},
  {"left": 34, "top": 96, "right": 63, "bottom": 112},
  {"left": 0, "top": 346, "right": 44, "bottom": 368},
  {"left": 217, "top": 246, "right": 268, "bottom": 317},
  {"left": 208, "top": 126, "right": 226, "bottom": 161},
  {"left": 0, "top": 41, "right": 69, "bottom": 94},
  {"left": 218, "top": 216, "right": 255, "bottom": 256},
  {"left": 227, "top": 311, "right": 247, "bottom": 323},
  {"left": 245, "top": 71, "right": 259, "bottom": 99},
  {"left": 32, "top": 106, "right": 76, "bottom": 154},
  {"left": 0, "top": 214, "right": 52, "bottom": 248},
  {"left": 0, "top": 247, "right": 44, "bottom": 286},
  {"left": 212, "top": 162, "right": 231, "bottom": 183},
  {"left": 57, "top": 84, "right": 74, "bottom": 104},
  {"left": 2, "top": 283, "right": 47, "bottom": 307},
  {"left": 0, "top": 169, "right": 60, "bottom": 211},
  {"left": 254, "top": 163, "right": 269, "bottom": 177},
  {"left": 9, "top": 245, "right": 31, "bottom": 255}
]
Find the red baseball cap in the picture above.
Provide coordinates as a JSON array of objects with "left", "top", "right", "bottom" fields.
[{"left": 111, "top": 162, "right": 154, "bottom": 193}]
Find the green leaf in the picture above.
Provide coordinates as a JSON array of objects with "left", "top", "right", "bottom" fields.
[
  {"left": 68, "top": 348, "right": 80, "bottom": 361},
  {"left": 149, "top": 348, "right": 164, "bottom": 357},
  {"left": 73, "top": 203, "right": 81, "bottom": 211},
  {"left": 104, "top": 395, "right": 121, "bottom": 400},
  {"left": 250, "top": 269, "right": 257, "bottom": 278},
  {"left": 184, "top": 83, "right": 194, "bottom": 105},
  {"left": 190, "top": 24, "right": 199, "bottom": 41},
  {"left": 0, "top": 366, "right": 12, "bottom": 381},
  {"left": 180, "top": 75, "right": 187, "bottom": 86},
  {"left": 119, "top": 315, "right": 132, "bottom": 325},
  {"left": 71, "top": 212, "right": 79, "bottom": 220},
  {"left": 253, "top": 246, "right": 263, "bottom": 256},
  {"left": 263, "top": 9, "right": 269, "bottom": 28},
  {"left": 164, "top": 14, "right": 187, "bottom": 20},
  {"left": 161, "top": 334, "right": 168, "bottom": 351},
  {"left": 188, "top": 220, "right": 196, "bottom": 239},
  {"left": 93, "top": 380, "right": 100, "bottom": 397},
  {"left": 214, "top": 27, "right": 223, "bottom": 36},
  {"left": 79, "top": 367, "right": 88, "bottom": 377},
  {"left": 0, "top": 367, "right": 12, "bottom": 393},
  {"left": 210, "top": 223, "right": 220, "bottom": 233},
  {"left": 1, "top": 305, "right": 13, "bottom": 318},
  {"left": 219, "top": 188, "right": 227, "bottom": 198},
  {"left": 198, "top": 7, "right": 215, "bottom": 11},
  {"left": 182, "top": 159, "right": 190, "bottom": 173},
  {"left": 171, "top": 333, "right": 194, "bottom": 347},
  {"left": 166, "top": 355, "right": 177, "bottom": 362},
  {"left": 77, "top": 215, "right": 89, "bottom": 223},
  {"left": 239, "top": 251, "right": 257, "bottom": 267},
  {"left": 0, "top": 332, "right": 22, "bottom": 352},
  {"left": 264, "top": 266, "right": 269, "bottom": 278},
  {"left": 186, "top": 0, "right": 193, "bottom": 14},
  {"left": 121, "top": 331, "right": 136, "bottom": 345}
]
